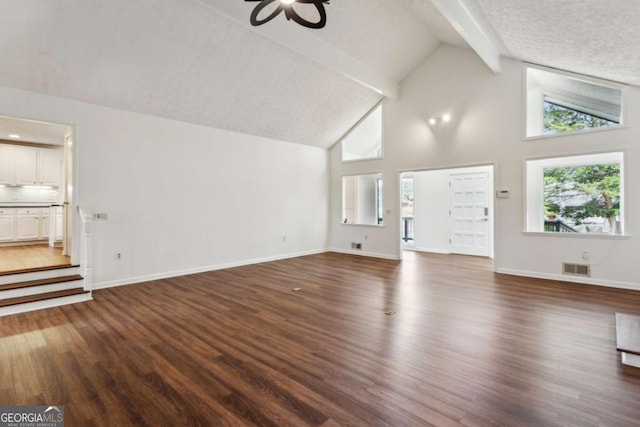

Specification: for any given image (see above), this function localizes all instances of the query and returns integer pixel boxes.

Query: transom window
[341,103,383,161]
[526,66,623,138]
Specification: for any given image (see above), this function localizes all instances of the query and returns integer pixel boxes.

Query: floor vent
[563,263,591,277]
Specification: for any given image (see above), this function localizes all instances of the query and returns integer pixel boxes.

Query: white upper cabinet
[0,144,62,187]
[38,148,61,186]
[14,146,38,185]
[0,145,12,185]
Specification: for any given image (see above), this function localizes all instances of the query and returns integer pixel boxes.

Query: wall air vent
[563,263,591,277]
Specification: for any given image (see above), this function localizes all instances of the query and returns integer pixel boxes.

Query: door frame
[397,163,496,261]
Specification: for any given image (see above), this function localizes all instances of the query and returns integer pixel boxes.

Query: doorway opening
[0,116,75,274]
[400,165,494,258]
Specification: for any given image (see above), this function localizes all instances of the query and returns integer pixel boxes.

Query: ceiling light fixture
[246,0,330,29]
[429,114,452,125]
[8,134,20,139]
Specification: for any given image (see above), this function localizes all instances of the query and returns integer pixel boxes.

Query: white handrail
[78,206,93,291]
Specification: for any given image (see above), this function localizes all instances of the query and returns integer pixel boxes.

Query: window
[341,103,382,161]
[526,66,623,138]
[342,173,383,225]
[526,152,624,235]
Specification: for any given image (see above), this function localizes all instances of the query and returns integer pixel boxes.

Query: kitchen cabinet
[0,144,62,187]
[16,208,41,240]
[14,147,38,185]
[42,207,63,241]
[0,208,15,241]
[0,145,12,185]
[38,149,61,186]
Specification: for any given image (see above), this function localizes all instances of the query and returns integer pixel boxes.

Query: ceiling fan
[246,0,330,29]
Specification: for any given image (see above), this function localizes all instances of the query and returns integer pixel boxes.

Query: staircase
[0,265,92,317]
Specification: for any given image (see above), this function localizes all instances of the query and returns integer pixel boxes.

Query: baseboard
[91,249,329,290]
[328,248,401,260]
[495,268,640,292]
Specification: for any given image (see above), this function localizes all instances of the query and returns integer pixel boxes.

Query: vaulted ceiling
[0,0,637,148]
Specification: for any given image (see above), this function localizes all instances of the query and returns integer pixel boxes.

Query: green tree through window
[543,101,617,135]
[544,165,620,233]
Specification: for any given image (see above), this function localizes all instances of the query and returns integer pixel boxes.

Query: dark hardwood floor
[2,251,640,426]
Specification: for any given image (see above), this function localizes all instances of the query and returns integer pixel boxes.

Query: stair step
[0,275,83,292]
[0,263,76,277]
[0,265,82,286]
[0,288,89,308]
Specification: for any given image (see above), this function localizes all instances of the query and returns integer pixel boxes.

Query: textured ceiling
[0,0,459,149]
[476,0,640,85]
[2,1,633,150]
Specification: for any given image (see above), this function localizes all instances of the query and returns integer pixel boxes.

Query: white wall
[0,85,329,288]
[330,45,640,290]
[412,169,450,253]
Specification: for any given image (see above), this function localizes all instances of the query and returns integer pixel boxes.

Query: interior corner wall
[0,85,329,288]
[329,44,640,290]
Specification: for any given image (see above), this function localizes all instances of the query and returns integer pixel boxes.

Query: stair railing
[78,206,93,290]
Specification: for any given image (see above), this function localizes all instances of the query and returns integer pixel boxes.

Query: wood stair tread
[0,288,89,308]
[0,275,83,291]
[616,313,640,355]
[0,264,78,277]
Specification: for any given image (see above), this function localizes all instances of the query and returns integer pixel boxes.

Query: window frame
[340,101,384,163]
[523,151,628,238]
[523,64,626,141]
[341,172,385,227]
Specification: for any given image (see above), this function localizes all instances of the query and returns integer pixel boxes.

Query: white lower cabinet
[0,208,15,242]
[17,209,41,240]
[41,208,63,240]
[0,207,62,243]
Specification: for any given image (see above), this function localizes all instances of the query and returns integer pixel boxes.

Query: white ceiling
[0,0,636,150]
[475,0,640,86]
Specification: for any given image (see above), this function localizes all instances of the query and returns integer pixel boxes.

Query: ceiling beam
[430,0,502,74]
[198,0,399,98]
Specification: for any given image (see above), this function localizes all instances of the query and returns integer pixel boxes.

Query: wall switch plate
[94,213,108,220]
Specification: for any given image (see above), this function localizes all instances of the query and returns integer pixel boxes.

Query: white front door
[450,172,490,256]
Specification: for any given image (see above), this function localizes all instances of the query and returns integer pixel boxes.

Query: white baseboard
[92,249,329,290]
[328,248,400,260]
[495,268,640,292]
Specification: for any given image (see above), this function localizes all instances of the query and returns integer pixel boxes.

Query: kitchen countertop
[0,204,62,208]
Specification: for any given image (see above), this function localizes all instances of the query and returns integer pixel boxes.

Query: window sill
[341,223,385,228]
[524,124,627,142]
[522,231,630,240]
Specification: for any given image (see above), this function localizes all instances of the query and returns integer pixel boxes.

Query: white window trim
[340,100,384,163]
[522,63,627,141]
[522,151,628,237]
[341,171,385,227]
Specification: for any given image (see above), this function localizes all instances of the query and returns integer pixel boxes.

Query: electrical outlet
[115,252,122,261]
[94,213,108,220]
[282,236,287,242]
[581,250,589,260]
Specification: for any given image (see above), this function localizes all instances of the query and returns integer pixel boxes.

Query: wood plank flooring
[2,251,640,426]
[0,244,70,274]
